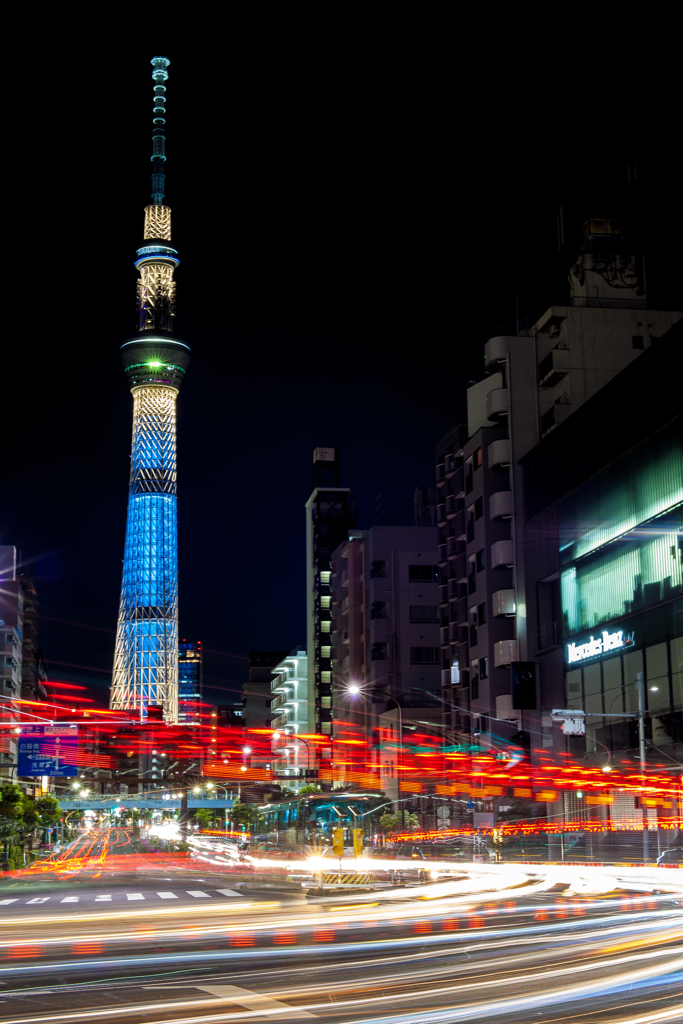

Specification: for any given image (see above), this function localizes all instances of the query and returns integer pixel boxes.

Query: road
[0,828,680,1023]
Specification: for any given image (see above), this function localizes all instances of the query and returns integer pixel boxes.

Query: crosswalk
[0,888,244,906]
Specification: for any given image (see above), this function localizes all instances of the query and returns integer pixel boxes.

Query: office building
[178,640,202,725]
[305,447,356,738]
[329,525,442,797]
[110,57,190,723]
[0,546,22,777]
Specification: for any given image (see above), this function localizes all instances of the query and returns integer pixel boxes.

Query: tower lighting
[110,56,190,724]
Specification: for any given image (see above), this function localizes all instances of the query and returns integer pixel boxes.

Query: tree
[298,784,322,796]
[230,802,253,828]
[195,808,214,830]
[379,811,419,833]
[35,796,61,827]
[0,785,24,820]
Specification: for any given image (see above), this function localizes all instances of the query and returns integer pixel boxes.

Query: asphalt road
[0,828,680,1023]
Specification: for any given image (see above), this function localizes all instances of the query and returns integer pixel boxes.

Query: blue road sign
[17,725,78,777]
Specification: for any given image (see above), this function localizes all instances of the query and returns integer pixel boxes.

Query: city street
[0,830,680,1023]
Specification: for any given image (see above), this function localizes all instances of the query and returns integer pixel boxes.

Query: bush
[297,785,322,796]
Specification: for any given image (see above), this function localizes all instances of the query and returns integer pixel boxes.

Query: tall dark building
[178,640,203,725]
[305,447,356,739]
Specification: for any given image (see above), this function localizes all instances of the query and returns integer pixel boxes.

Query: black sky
[3,30,680,704]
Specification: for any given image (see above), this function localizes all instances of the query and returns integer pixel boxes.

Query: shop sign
[566,627,635,665]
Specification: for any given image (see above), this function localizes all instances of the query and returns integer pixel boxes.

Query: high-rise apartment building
[178,640,202,725]
[0,546,22,777]
[269,648,309,786]
[17,575,48,705]
[437,219,681,752]
[305,448,356,738]
[110,57,190,724]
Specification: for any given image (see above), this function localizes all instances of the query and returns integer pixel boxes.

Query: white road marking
[26,897,50,904]
[0,899,18,905]
[126,893,144,900]
[196,985,317,1017]
[156,891,178,898]
[60,897,79,902]
[94,895,112,901]
[147,984,318,1018]
[215,888,245,897]
[185,890,210,897]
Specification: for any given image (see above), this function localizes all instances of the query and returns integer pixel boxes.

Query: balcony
[489,490,513,519]
[538,347,570,387]
[445,454,457,476]
[448,578,459,599]
[440,626,449,645]
[446,495,458,517]
[455,552,467,582]
[448,621,459,642]
[456,596,468,625]
[534,621,559,650]
[436,463,445,482]
[485,335,508,368]
[447,536,460,558]
[452,466,465,497]
[491,539,515,569]
[438,543,447,564]
[493,639,519,667]
[439,584,449,604]
[488,439,511,469]
[437,503,447,524]
[452,509,466,541]
[492,589,516,616]
[486,388,509,419]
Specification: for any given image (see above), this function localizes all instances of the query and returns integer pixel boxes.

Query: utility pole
[636,672,649,863]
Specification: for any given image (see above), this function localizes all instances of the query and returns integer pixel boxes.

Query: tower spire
[110,55,190,725]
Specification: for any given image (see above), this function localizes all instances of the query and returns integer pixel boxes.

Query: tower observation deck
[110,57,189,723]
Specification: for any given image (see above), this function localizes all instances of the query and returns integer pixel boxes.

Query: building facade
[437,220,681,755]
[329,525,441,796]
[0,546,22,777]
[269,648,309,787]
[110,57,190,723]
[305,447,356,740]
[178,640,203,725]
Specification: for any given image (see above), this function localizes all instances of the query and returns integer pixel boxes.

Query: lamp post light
[348,684,405,826]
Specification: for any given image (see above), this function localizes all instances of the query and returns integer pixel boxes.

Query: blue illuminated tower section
[110,57,190,723]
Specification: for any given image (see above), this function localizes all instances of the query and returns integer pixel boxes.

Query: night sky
[4,35,680,706]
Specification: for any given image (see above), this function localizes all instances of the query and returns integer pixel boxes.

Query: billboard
[17,725,78,777]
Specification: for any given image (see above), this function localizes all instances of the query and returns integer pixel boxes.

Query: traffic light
[511,662,536,710]
[332,827,344,857]
[353,828,365,857]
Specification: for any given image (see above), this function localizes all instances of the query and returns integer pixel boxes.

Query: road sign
[17,726,78,777]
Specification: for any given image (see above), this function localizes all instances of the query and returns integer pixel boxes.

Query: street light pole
[636,672,649,863]
[348,686,405,827]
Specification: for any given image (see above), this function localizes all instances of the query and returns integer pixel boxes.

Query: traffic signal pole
[636,672,649,863]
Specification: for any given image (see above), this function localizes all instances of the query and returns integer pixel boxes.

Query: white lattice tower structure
[110,56,190,724]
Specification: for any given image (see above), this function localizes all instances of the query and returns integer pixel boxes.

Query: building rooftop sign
[566,627,635,665]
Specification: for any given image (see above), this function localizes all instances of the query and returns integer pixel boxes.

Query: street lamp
[348,684,405,826]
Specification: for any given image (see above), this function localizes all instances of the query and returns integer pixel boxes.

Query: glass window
[603,655,623,715]
[566,669,582,709]
[584,663,602,714]
[671,637,683,709]
[645,643,670,712]
[408,565,438,581]
[624,649,643,713]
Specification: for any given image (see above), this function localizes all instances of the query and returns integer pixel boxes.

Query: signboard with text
[17,725,78,777]
[565,627,635,665]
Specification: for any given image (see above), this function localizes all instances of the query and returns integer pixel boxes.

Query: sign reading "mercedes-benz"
[565,627,635,665]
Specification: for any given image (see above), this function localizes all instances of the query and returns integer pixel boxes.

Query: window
[471,671,479,699]
[466,509,475,542]
[476,549,485,572]
[477,602,486,625]
[410,647,439,664]
[370,560,387,578]
[632,335,644,349]
[474,496,483,519]
[480,657,488,678]
[469,608,478,647]
[409,565,439,581]
[465,468,473,493]
[409,605,439,623]
[474,447,482,469]
[468,556,476,594]
[371,601,387,619]
[372,642,388,661]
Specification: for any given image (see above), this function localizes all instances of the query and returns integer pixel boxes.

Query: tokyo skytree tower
[110,56,190,723]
